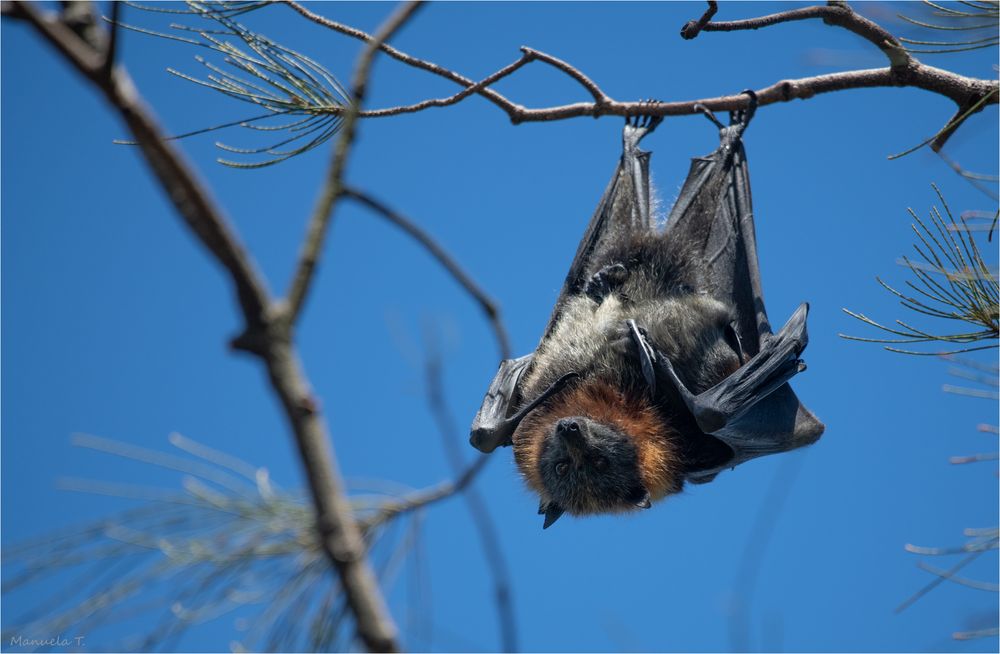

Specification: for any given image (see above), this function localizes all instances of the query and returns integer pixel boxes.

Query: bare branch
[370,455,491,522]
[679,0,718,40]
[423,332,518,652]
[102,0,120,78]
[285,1,423,326]
[10,1,271,332]
[342,186,512,361]
[282,0,522,117]
[675,1,999,151]
[358,50,535,119]
[523,46,611,106]
[281,0,995,143]
[930,92,996,152]
[679,2,913,68]
[342,67,994,125]
[10,2,411,650]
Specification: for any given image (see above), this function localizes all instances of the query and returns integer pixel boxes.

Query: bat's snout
[555,418,586,452]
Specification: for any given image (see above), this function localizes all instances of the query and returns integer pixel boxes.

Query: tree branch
[285,1,423,326]
[352,67,995,122]
[682,1,913,69]
[422,334,518,652]
[284,0,995,148]
[9,2,409,650]
[8,1,271,331]
[676,1,1000,151]
[342,186,512,361]
[282,0,522,117]
[101,0,120,78]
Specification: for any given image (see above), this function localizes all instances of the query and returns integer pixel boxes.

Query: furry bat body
[470,95,824,528]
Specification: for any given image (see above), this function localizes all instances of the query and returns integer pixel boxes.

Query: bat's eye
[555,461,570,476]
[593,456,609,472]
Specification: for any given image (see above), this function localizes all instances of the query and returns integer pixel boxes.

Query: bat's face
[512,379,680,528]
[536,416,651,516]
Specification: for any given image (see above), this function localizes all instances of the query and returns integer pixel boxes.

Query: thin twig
[675,1,997,151]
[423,332,518,652]
[342,186,512,361]
[371,455,491,522]
[522,46,611,107]
[680,1,718,40]
[285,1,423,325]
[679,2,913,68]
[282,0,521,117]
[729,454,807,652]
[896,550,985,612]
[101,0,120,78]
[357,50,536,120]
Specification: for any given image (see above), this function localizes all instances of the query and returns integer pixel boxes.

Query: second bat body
[470,96,824,529]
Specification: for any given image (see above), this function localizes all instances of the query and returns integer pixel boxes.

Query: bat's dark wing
[539,114,664,341]
[657,94,823,481]
[470,115,663,453]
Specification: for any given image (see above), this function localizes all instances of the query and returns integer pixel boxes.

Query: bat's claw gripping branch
[730,89,758,128]
[624,100,663,149]
[693,90,757,147]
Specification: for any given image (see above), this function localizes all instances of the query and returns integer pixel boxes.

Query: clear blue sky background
[3,2,998,652]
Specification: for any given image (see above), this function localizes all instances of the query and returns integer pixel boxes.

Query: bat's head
[513,381,680,529]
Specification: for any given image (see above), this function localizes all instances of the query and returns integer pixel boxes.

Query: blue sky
[3,2,998,652]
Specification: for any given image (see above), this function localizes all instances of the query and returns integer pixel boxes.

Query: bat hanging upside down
[469,92,824,529]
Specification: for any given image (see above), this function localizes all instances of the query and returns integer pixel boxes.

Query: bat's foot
[625,99,663,143]
[730,89,758,127]
[694,90,758,135]
[585,262,629,304]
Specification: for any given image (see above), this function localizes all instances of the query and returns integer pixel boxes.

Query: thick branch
[10,1,271,329]
[342,186,512,361]
[261,339,399,652]
[9,2,404,650]
[285,1,423,325]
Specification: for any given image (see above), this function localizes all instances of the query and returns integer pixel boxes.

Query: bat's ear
[540,502,565,529]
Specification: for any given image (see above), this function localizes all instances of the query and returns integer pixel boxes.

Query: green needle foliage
[1,434,424,652]
[120,1,350,168]
[842,185,999,355]
[897,1,999,54]
[895,358,999,640]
